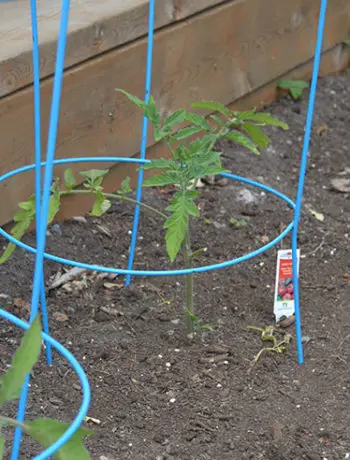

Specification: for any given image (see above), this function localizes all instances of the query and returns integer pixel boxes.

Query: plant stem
[183,225,194,335]
[60,190,167,220]
[0,415,29,434]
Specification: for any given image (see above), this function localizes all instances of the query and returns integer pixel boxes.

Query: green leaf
[277,80,309,90]
[290,87,304,100]
[189,150,221,168]
[229,217,248,227]
[143,172,179,188]
[145,96,160,126]
[116,90,160,126]
[237,112,288,130]
[191,100,231,118]
[277,80,308,100]
[184,112,210,130]
[90,193,111,217]
[0,434,4,460]
[0,216,33,264]
[171,126,202,141]
[164,109,186,131]
[64,168,77,189]
[242,123,271,149]
[26,418,92,460]
[141,158,177,171]
[164,191,200,262]
[225,131,260,155]
[116,89,146,111]
[48,186,61,224]
[0,316,42,405]
[79,169,109,183]
[119,176,132,194]
[190,165,230,179]
[343,37,350,46]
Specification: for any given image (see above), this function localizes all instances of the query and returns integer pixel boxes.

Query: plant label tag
[274,249,300,322]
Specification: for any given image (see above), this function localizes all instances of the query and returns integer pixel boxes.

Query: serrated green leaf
[26,418,92,460]
[64,168,77,189]
[184,112,210,130]
[191,165,230,179]
[242,123,271,149]
[0,434,4,460]
[48,187,61,224]
[143,172,179,188]
[145,96,161,126]
[141,158,176,171]
[277,80,309,90]
[171,126,202,141]
[191,100,231,118]
[164,192,199,262]
[154,126,167,142]
[164,109,186,130]
[0,316,42,405]
[290,87,304,100]
[0,215,33,264]
[189,150,221,168]
[116,89,146,111]
[237,111,288,130]
[90,193,111,217]
[79,169,109,183]
[18,201,34,212]
[225,131,260,155]
[119,176,132,194]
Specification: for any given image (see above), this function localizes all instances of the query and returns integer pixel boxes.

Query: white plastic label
[274,249,300,322]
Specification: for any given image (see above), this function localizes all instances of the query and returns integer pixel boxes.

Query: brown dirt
[0,74,349,460]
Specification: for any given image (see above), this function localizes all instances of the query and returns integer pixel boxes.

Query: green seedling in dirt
[229,217,248,228]
[184,308,215,338]
[247,325,291,364]
[1,93,288,335]
[0,316,92,459]
[277,79,309,100]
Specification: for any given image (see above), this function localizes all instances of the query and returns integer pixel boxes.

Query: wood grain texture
[0,0,349,225]
[0,0,227,98]
[49,44,350,224]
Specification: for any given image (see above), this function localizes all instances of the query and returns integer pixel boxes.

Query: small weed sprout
[248,325,291,364]
[1,93,288,335]
[0,316,91,459]
[277,80,309,100]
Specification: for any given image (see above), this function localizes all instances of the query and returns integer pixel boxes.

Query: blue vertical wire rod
[125,0,156,286]
[11,0,71,457]
[30,0,53,366]
[292,0,328,365]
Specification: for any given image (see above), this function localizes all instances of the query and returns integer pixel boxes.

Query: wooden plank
[54,43,349,223]
[0,0,227,98]
[0,0,349,225]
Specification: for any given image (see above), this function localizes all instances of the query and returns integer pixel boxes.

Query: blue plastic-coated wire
[11,1,71,457]
[125,0,156,287]
[0,308,91,460]
[30,0,53,366]
[0,157,295,277]
[292,0,328,365]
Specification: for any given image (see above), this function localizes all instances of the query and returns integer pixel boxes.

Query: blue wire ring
[0,157,295,277]
[0,308,91,460]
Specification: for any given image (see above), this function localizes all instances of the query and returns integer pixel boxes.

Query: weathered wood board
[0,0,227,97]
[0,0,349,225]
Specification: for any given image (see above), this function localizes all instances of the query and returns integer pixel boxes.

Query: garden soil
[0,74,349,460]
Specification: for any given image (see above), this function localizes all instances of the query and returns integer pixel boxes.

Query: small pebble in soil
[169,398,176,403]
